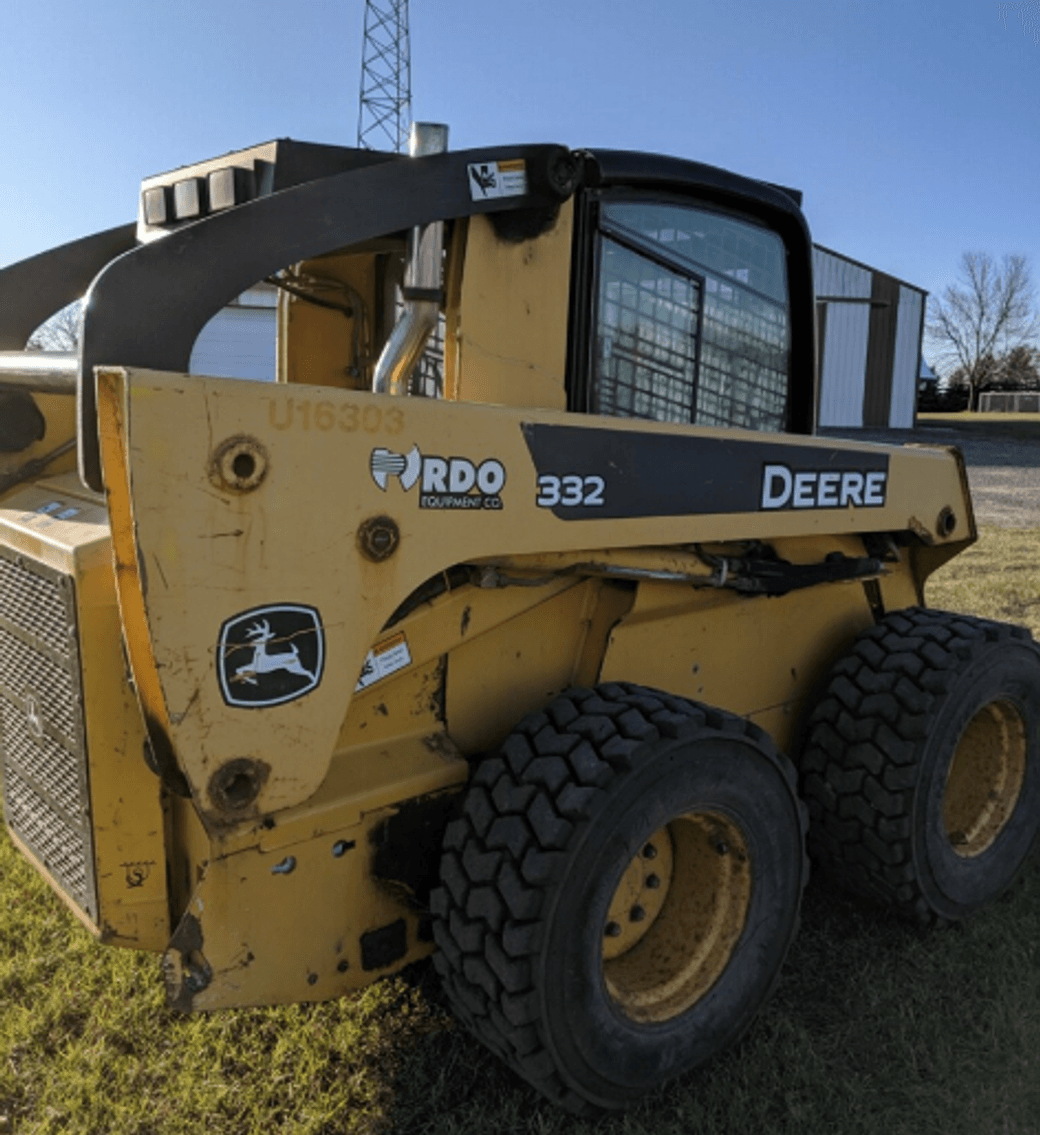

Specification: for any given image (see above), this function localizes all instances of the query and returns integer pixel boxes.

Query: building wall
[189,284,278,381]
[890,286,924,428]
[815,252,872,428]
[813,246,926,430]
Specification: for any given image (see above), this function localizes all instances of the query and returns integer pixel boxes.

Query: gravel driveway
[821,425,1040,528]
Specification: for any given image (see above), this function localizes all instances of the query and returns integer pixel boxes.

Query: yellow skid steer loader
[0,125,1037,1113]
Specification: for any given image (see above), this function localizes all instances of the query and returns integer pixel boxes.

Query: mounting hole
[210,435,269,493]
[208,757,269,813]
[232,452,256,480]
[937,507,957,538]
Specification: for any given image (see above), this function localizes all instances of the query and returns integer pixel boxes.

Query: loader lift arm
[77,144,579,488]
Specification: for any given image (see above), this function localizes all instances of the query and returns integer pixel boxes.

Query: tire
[431,682,808,1113]
[798,607,1040,923]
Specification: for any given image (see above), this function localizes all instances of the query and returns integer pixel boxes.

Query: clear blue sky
[2,0,1038,349]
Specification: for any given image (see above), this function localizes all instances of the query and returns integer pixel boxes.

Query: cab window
[590,198,790,431]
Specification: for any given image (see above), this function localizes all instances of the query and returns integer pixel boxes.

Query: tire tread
[433,682,806,1113]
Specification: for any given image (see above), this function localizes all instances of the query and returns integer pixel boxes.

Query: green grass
[2,529,1039,1135]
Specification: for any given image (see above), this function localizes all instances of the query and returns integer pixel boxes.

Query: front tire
[431,683,807,1113]
[799,608,1040,923]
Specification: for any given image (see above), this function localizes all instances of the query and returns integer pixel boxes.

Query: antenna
[357,0,412,152]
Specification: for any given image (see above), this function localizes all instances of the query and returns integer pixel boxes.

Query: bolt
[630,905,646,922]
[715,841,729,856]
[337,959,350,973]
[307,973,318,986]
[646,874,661,889]
[642,843,658,860]
[357,515,400,563]
[604,920,622,938]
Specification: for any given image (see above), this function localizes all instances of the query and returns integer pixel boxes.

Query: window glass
[593,200,790,431]
[593,238,700,423]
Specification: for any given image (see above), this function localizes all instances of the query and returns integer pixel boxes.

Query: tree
[26,299,81,352]
[1000,344,1040,391]
[948,345,1040,396]
[926,252,1040,409]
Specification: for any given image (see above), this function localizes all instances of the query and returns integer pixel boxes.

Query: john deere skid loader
[1,126,1037,1113]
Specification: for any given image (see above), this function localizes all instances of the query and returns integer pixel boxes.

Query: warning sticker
[467,159,528,201]
[355,633,412,692]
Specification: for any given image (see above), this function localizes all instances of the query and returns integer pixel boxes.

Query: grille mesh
[4,768,88,898]
[0,549,95,919]
[0,557,69,653]
[0,625,78,741]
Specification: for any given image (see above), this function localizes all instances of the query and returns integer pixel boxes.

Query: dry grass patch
[925,526,1040,638]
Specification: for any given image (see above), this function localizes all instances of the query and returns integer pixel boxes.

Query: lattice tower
[357,0,412,152]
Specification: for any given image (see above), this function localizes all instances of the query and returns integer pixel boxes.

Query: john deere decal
[218,604,324,708]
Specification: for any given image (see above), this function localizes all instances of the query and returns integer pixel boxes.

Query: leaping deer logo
[233,619,316,686]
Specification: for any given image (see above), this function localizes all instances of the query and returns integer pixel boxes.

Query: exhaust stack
[372,122,448,397]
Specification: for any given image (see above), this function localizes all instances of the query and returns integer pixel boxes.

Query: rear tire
[798,608,1040,923]
[431,683,808,1113]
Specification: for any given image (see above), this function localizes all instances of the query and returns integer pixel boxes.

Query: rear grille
[0,548,96,920]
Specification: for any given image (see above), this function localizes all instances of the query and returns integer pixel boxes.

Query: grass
[2,527,1039,1135]
[925,525,1040,639]
[917,411,1040,440]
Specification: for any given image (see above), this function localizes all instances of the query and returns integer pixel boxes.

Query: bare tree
[926,253,1040,409]
[26,300,81,352]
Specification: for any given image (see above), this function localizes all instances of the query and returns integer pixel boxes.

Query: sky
[1,0,1038,357]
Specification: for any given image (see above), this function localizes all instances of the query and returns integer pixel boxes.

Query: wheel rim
[943,699,1027,858]
[602,811,751,1024]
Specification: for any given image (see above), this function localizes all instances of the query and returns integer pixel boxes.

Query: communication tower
[357,0,412,152]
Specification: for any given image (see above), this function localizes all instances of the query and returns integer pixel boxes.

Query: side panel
[450,202,573,410]
[96,367,973,827]
[445,577,604,754]
[600,552,877,754]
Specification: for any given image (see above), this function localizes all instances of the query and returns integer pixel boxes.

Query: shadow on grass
[382,854,1040,1135]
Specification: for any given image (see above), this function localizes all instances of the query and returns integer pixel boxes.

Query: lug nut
[604,921,622,938]
[630,905,646,923]
[642,843,658,860]
[646,873,660,889]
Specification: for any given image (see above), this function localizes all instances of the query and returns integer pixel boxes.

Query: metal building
[813,245,927,430]
[189,283,278,382]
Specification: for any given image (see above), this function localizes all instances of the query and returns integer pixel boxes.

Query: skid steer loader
[1,124,1037,1113]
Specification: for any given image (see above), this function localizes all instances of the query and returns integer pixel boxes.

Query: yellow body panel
[601,576,875,754]
[95,367,973,831]
[449,205,573,409]
[279,248,399,392]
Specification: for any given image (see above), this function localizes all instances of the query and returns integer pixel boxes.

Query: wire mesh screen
[412,312,445,398]
[594,202,790,431]
[592,239,701,422]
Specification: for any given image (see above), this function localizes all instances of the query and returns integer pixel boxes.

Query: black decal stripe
[521,423,889,520]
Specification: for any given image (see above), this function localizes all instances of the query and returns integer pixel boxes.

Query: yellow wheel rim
[602,811,751,1024]
[943,699,1027,858]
